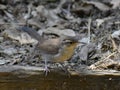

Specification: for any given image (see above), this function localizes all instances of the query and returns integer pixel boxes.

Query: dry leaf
[36,5,61,26]
[111,30,120,40]
[111,0,120,9]
[79,43,96,61]
[85,1,110,11]
[0,4,6,10]
[96,17,113,27]
[39,27,76,37]
[71,4,93,16]
[2,29,37,44]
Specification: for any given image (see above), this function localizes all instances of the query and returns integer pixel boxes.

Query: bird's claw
[44,66,50,76]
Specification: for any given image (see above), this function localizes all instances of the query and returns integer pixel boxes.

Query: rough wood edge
[0,65,120,76]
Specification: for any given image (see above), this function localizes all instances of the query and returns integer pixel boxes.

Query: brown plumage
[17,26,80,74]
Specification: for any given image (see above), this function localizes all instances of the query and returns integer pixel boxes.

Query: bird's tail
[16,26,43,42]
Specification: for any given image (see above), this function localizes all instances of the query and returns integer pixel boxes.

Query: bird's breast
[53,42,78,62]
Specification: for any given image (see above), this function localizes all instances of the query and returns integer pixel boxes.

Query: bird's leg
[44,59,50,76]
[59,63,70,76]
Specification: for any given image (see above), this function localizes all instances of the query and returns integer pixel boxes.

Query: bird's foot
[44,66,50,76]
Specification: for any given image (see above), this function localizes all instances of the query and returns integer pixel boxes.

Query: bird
[17,26,80,75]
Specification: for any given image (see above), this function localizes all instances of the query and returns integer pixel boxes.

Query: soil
[0,0,120,76]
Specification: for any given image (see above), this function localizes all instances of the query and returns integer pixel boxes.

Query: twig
[89,51,117,69]
[110,35,118,51]
[88,18,92,43]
